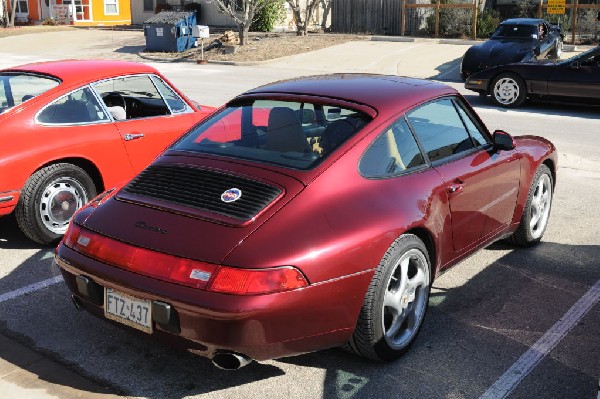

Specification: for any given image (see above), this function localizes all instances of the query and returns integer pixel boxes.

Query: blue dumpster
[144,11,197,52]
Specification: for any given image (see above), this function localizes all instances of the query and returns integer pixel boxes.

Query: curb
[135,35,586,66]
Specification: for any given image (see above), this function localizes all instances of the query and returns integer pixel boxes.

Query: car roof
[500,18,544,26]
[2,60,159,85]
[239,74,457,116]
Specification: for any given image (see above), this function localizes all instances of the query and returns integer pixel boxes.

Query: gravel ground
[0,26,366,63]
[143,32,368,63]
[0,25,75,38]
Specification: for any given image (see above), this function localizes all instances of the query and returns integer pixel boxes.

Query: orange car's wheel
[15,163,96,245]
[346,234,431,361]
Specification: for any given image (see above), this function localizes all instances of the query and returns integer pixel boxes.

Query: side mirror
[488,32,493,38]
[493,130,515,151]
[534,47,541,56]
[570,61,581,69]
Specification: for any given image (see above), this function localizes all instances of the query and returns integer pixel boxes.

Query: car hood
[468,39,535,67]
[78,154,305,265]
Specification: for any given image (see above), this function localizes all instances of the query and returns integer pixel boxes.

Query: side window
[1,74,59,111]
[37,87,108,124]
[407,98,474,163]
[454,100,490,147]
[151,76,188,113]
[93,75,170,120]
[360,118,425,177]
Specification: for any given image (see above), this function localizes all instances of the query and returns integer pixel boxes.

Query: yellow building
[8,0,131,26]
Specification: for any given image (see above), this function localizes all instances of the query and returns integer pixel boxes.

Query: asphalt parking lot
[0,30,599,399]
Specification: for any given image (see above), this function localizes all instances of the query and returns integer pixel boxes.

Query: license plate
[104,288,152,334]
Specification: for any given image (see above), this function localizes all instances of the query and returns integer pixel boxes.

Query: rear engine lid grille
[122,164,282,221]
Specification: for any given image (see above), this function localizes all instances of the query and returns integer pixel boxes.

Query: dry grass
[144,32,367,63]
[0,25,76,39]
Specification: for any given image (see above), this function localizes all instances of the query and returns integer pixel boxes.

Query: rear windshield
[492,24,537,39]
[173,99,371,170]
[0,73,60,114]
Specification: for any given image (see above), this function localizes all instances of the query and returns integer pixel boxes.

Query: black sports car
[464,46,600,108]
[461,18,564,80]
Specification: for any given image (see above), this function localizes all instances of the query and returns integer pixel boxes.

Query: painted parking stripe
[480,279,600,399]
[0,276,63,303]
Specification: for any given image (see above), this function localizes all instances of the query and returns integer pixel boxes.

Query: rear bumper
[55,244,373,361]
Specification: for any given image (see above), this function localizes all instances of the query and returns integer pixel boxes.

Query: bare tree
[9,0,16,27]
[209,0,274,45]
[287,0,320,36]
[320,0,331,31]
[1,0,17,27]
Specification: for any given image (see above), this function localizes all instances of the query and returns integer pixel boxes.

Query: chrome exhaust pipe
[71,295,82,310]
[211,352,253,370]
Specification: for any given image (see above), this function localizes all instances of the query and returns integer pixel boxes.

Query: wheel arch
[542,157,557,190]
[402,227,437,282]
[38,157,105,194]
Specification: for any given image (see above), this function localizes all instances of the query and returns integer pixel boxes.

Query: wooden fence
[331,0,600,42]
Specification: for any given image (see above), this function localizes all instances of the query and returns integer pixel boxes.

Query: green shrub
[251,0,286,32]
[477,9,500,38]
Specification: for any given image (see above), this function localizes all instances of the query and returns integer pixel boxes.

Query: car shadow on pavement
[114,45,146,55]
[463,93,600,119]
[278,240,600,399]
[0,214,45,250]
[0,239,284,398]
[1,228,598,398]
[428,56,463,83]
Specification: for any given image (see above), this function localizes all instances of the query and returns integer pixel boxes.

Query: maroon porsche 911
[55,74,556,369]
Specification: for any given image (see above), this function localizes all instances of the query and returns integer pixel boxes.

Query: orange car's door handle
[124,133,145,141]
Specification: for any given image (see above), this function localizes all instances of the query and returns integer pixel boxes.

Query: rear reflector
[62,224,308,294]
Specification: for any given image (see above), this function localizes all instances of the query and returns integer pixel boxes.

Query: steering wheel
[102,92,127,115]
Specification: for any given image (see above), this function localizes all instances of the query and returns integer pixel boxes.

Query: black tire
[491,73,527,108]
[15,163,96,245]
[346,234,431,361]
[511,164,553,247]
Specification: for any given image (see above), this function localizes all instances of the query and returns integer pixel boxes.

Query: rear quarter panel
[512,135,557,224]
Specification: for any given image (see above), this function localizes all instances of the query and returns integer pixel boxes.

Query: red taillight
[209,266,308,295]
[65,226,308,294]
[68,227,216,289]
[63,222,82,249]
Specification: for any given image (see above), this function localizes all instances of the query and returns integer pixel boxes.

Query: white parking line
[0,276,63,303]
[480,279,600,399]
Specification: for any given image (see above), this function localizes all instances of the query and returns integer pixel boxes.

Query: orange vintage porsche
[0,60,214,244]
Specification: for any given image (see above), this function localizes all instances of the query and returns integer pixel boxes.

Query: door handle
[124,133,144,141]
[447,185,463,194]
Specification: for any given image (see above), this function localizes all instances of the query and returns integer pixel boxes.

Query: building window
[143,0,154,12]
[16,0,29,14]
[104,0,118,15]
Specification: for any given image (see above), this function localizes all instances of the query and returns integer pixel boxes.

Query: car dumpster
[144,11,197,52]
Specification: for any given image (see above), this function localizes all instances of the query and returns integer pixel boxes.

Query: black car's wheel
[549,38,563,59]
[491,73,527,108]
[346,234,431,361]
[511,164,553,247]
[15,163,96,245]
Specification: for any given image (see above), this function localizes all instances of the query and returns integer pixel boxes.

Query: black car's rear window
[0,73,60,114]
[173,99,371,170]
[492,24,537,39]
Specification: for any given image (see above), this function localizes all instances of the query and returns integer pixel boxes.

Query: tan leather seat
[266,107,310,153]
